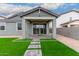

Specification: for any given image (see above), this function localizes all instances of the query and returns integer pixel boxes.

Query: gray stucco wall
[57,27,79,39]
[0,16,22,36]
[0,22,22,36]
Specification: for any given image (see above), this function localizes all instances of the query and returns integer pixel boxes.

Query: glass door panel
[33,24,46,34]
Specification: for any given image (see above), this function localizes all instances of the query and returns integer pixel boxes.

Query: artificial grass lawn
[40,39,79,56]
[0,38,31,56]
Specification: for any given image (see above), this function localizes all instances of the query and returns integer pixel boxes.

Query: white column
[46,23,49,35]
[25,20,29,38]
[29,23,32,35]
[22,18,29,38]
[22,18,26,38]
[52,19,56,38]
[32,23,33,35]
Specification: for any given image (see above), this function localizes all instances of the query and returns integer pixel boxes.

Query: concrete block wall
[57,27,79,40]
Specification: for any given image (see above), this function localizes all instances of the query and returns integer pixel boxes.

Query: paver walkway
[57,34,79,52]
[24,36,42,56]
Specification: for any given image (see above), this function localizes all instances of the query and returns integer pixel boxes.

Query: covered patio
[20,7,58,38]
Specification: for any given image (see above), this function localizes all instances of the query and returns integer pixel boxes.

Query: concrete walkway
[57,34,79,52]
[24,36,42,56]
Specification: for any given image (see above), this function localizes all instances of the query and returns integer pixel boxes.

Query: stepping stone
[28,48,41,50]
[24,50,42,56]
[31,42,40,45]
[28,45,41,48]
[30,43,40,45]
[24,37,42,56]
[32,40,40,42]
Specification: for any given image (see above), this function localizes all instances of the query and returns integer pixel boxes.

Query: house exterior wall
[0,16,23,36]
[0,22,22,36]
[61,21,79,27]
[69,21,79,24]
[56,11,79,28]
[67,21,79,27]
[68,21,79,27]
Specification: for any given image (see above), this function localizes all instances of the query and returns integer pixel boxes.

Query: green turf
[0,38,31,56]
[40,39,79,56]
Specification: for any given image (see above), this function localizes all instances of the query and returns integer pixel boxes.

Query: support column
[46,23,49,35]
[22,19,29,38]
[29,23,32,36]
[25,20,29,38]
[52,19,56,38]
[22,18,26,38]
[31,24,33,35]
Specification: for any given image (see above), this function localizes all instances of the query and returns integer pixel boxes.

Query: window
[0,26,5,30]
[0,22,6,30]
[17,22,22,30]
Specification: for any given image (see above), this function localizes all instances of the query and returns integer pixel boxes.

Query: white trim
[0,22,6,31]
[23,17,56,20]
[16,22,22,31]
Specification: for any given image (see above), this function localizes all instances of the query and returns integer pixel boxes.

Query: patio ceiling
[27,19,51,23]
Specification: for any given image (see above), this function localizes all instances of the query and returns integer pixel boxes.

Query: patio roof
[7,6,58,19]
[20,6,58,17]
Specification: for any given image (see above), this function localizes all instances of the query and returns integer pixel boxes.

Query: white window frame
[16,22,22,31]
[0,22,6,31]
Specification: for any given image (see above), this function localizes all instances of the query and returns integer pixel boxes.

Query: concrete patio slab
[57,34,79,52]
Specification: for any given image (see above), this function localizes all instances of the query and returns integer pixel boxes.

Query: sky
[0,3,79,17]
[1,3,79,28]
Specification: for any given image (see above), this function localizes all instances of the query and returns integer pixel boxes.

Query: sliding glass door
[33,24,46,34]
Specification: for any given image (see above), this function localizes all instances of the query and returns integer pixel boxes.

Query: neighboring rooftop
[0,16,6,19]
[61,20,79,25]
